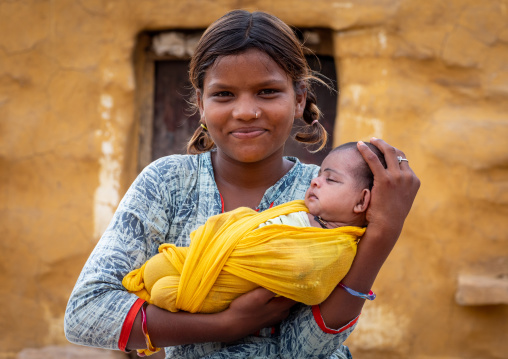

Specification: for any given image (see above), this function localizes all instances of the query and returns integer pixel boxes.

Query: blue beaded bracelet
[339,282,376,301]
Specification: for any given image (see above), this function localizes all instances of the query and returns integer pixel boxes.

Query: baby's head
[305,142,386,227]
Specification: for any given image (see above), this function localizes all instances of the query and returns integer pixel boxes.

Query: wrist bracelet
[140,304,158,354]
[339,282,376,301]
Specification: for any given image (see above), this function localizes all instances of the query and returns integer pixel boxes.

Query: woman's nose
[232,95,257,121]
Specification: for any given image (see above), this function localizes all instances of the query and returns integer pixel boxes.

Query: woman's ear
[196,89,204,116]
[353,189,371,214]
[294,82,307,119]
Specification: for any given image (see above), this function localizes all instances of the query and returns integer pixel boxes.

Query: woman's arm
[65,158,295,351]
[319,138,420,328]
[126,288,294,349]
[64,162,173,349]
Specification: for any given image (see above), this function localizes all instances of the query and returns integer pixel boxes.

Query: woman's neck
[211,151,294,211]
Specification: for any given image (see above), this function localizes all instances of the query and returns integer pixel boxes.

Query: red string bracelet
[339,282,376,301]
[139,304,158,356]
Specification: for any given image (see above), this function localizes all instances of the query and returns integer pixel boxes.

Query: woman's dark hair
[330,142,387,190]
[186,9,328,154]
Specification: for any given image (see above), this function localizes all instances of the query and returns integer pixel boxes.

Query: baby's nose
[310,177,321,187]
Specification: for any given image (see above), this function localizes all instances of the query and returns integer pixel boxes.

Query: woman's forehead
[205,49,291,84]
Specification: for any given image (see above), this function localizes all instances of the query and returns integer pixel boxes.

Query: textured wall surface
[0,1,507,358]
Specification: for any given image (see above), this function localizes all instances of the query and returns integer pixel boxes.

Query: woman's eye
[213,91,232,97]
[259,89,278,95]
[326,178,337,183]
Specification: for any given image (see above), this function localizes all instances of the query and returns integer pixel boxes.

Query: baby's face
[305,150,365,224]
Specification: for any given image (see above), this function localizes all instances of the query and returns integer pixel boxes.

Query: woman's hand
[319,138,420,329]
[128,288,295,349]
[358,138,420,241]
[221,287,295,342]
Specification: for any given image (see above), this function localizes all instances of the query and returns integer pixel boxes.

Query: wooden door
[152,60,200,160]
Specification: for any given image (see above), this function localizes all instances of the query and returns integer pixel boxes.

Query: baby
[123,142,386,315]
[271,141,383,231]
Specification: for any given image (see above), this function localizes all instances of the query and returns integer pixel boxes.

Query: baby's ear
[353,189,371,213]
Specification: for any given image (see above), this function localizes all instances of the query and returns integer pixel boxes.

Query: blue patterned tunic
[64,152,357,358]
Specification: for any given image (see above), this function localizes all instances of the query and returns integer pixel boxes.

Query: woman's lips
[231,128,266,139]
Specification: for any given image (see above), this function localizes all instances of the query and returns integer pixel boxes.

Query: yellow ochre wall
[1,1,507,358]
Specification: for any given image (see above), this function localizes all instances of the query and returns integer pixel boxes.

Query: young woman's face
[197,48,305,164]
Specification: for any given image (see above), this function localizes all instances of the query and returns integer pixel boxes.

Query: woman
[64,9,420,359]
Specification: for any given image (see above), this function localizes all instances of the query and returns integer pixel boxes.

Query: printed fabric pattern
[64,151,356,358]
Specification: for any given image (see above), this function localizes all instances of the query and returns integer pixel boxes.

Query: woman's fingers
[367,137,407,171]
[358,138,420,237]
[357,140,387,175]
[238,287,295,314]
[244,286,276,303]
[364,137,418,186]
[226,287,295,337]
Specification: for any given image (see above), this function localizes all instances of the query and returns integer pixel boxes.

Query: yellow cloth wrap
[136,348,160,357]
[122,200,365,314]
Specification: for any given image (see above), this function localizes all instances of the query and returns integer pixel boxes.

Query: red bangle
[140,304,158,353]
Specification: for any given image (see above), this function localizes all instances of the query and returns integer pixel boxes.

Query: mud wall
[0,1,507,358]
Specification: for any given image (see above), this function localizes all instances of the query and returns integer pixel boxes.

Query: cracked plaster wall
[0,1,507,358]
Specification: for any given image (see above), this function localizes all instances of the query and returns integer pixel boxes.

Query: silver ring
[397,155,409,164]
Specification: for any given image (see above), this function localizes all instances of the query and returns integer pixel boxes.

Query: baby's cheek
[303,196,312,209]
